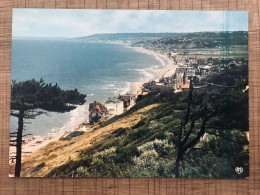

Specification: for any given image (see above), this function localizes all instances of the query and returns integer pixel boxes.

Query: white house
[104,98,124,117]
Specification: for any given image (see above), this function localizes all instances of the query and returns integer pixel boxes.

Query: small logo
[235,167,243,174]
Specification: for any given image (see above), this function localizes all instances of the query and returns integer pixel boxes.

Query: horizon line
[13,30,248,39]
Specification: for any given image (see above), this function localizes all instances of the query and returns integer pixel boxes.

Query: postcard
[9,9,248,178]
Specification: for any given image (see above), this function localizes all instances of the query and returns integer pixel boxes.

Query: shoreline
[9,42,177,167]
[9,105,91,165]
[129,45,177,95]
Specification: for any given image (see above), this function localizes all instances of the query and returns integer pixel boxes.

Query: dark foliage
[11,78,86,112]
[11,78,86,177]
[60,131,85,141]
[46,63,248,178]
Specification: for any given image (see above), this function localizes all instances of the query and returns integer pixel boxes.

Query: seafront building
[118,93,136,111]
[104,98,124,117]
[89,101,108,125]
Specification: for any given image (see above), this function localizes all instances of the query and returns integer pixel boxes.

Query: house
[141,91,149,96]
[181,83,190,91]
[104,98,124,117]
[89,101,108,124]
[174,72,188,91]
[143,81,166,91]
[186,67,196,76]
[198,65,211,78]
[118,93,136,110]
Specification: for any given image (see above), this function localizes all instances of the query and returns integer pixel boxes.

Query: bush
[31,162,46,173]
[130,139,175,177]
[60,131,85,141]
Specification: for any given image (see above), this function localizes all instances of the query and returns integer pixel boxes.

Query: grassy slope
[48,102,179,177]
[20,104,159,177]
[19,86,249,178]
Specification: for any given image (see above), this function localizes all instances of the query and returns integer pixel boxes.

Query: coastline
[129,46,177,95]
[76,41,177,95]
[9,42,177,168]
[9,105,90,165]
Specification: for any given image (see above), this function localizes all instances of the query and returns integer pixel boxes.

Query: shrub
[60,131,85,141]
[130,139,175,177]
[31,162,46,173]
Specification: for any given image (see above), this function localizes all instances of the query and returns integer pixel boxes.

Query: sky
[12,9,248,38]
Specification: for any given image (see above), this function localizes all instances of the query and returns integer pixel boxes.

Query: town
[84,31,248,126]
[87,52,248,126]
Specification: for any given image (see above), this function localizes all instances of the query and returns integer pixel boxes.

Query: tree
[174,79,218,177]
[10,78,86,177]
[174,63,249,177]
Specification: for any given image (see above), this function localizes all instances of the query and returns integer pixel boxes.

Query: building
[141,91,149,96]
[118,93,136,110]
[181,83,190,91]
[143,81,166,91]
[89,101,108,125]
[104,98,124,117]
[174,72,187,91]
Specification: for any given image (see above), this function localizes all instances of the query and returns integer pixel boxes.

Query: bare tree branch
[183,111,218,153]
[181,106,207,145]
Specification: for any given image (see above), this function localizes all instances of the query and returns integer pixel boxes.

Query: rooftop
[181,83,190,89]
[105,98,123,104]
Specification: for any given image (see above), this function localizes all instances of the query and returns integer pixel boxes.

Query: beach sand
[130,46,177,94]
[9,135,61,164]
[131,81,144,95]
[94,41,177,95]
[9,105,91,165]
[9,45,177,167]
[9,130,72,164]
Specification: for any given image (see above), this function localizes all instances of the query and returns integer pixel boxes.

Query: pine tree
[10,78,86,177]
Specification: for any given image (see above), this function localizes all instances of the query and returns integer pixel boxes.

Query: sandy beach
[9,106,91,165]
[9,44,177,166]
[130,46,177,95]
[95,41,177,95]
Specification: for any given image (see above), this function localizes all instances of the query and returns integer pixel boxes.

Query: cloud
[12,9,248,37]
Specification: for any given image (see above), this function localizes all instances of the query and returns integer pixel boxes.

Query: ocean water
[10,39,165,136]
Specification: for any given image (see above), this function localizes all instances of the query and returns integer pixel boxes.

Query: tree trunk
[15,110,24,177]
[175,150,183,178]
[175,79,193,178]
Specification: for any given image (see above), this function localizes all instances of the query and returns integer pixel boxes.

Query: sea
[10,39,166,136]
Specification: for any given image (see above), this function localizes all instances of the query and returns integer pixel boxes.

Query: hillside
[133,31,248,49]
[69,33,184,42]
[19,104,159,177]
[19,69,249,177]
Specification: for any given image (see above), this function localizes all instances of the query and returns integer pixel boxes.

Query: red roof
[181,83,190,89]
[95,105,102,113]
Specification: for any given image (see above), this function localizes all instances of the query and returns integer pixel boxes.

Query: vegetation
[60,131,85,141]
[10,31,248,178]
[19,104,158,177]
[134,31,248,49]
[73,33,184,42]
[10,79,86,177]
[44,62,248,178]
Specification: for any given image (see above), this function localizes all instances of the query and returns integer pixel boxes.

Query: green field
[177,46,248,59]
